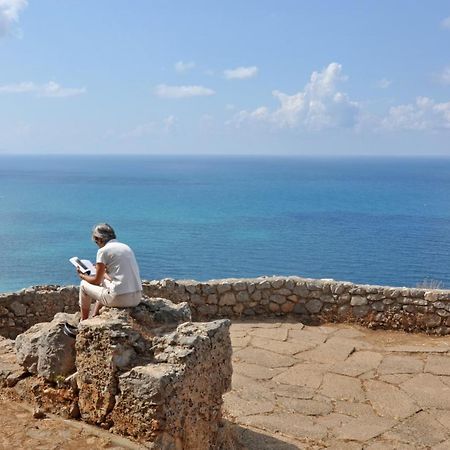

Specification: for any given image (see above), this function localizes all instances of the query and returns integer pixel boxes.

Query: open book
[69,257,96,276]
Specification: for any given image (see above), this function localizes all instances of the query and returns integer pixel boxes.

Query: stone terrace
[224,320,450,449]
[2,319,450,448]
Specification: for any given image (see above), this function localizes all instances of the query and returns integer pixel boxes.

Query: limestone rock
[131,297,192,326]
[351,296,368,306]
[0,337,27,387]
[75,297,190,426]
[219,292,236,306]
[306,299,323,314]
[75,312,141,425]
[74,297,232,448]
[14,312,78,381]
[111,319,232,448]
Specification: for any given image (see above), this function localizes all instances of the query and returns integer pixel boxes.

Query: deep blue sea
[1,155,450,293]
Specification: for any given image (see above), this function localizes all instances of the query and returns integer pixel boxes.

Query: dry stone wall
[0,286,79,338]
[2,276,450,336]
[142,276,450,335]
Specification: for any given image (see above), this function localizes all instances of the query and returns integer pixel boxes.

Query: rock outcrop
[14,312,79,381]
[9,297,233,449]
[111,320,232,448]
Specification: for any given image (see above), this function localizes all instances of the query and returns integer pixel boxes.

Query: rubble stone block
[111,320,232,449]
[15,312,78,381]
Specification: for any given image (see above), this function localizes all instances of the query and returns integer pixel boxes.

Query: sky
[0,0,450,156]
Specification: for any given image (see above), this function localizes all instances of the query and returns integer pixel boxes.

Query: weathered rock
[293,285,309,298]
[294,303,308,315]
[111,320,232,448]
[271,279,284,289]
[269,302,280,313]
[0,337,27,387]
[233,281,247,291]
[256,281,271,290]
[76,312,141,425]
[306,299,323,314]
[270,294,286,305]
[419,313,442,328]
[75,298,190,426]
[351,296,368,306]
[251,290,262,301]
[281,302,295,313]
[236,291,249,303]
[131,297,192,325]
[219,292,236,306]
[198,304,218,316]
[8,301,27,317]
[217,283,231,294]
[353,305,371,318]
[72,297,232,448]
[207,294,218,304]
[15,312,78,381]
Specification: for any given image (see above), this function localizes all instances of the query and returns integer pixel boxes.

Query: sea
[1,155,450,294]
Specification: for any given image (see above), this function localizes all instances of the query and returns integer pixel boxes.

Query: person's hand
[77,268,84,279]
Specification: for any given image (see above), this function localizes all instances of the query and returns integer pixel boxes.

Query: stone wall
[2,276,450,336]
[142,276,450,335]
[0,286,79,338]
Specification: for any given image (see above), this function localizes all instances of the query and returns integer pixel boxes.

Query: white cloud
[123,116,176,138]
[0,81,34,93]
[0,81,86,97]
[230,62,359,131]
[0,0,27,37]
[382,97,450,131]
[224,66,259,80]
[154,84,215,99]
[174,61,195,73]
[376,78,392,89]
[39,81,86,98]
[441,16,450,29]
[231,107,270,128]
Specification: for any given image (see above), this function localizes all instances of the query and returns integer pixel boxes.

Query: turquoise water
[1,155,450,293]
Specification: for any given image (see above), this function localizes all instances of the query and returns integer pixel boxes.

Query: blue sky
[0,0,449,155]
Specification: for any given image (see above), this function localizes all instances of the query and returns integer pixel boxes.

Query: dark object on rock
[32,407,46,419]
[62,323,78,338]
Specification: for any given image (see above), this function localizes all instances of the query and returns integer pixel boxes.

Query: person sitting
[76,223,142,321]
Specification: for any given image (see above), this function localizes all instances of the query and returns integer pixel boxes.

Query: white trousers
[79,280,142,311]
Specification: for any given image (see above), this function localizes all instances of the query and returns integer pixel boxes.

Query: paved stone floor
[224,320,450,449]
[2,320,450,449]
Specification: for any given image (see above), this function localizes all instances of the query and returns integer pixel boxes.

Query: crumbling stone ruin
[1,297,233,449]
[3,275,450,447]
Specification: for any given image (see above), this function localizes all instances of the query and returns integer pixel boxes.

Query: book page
[69,257,97,275]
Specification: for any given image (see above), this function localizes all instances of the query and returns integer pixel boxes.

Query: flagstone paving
[224,320,450,449]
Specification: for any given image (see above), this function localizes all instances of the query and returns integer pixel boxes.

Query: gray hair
[92,223,116,243]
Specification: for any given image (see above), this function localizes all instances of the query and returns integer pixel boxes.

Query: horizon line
[1,152,450,158]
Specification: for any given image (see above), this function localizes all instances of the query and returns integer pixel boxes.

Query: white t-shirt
[96,239,142,295]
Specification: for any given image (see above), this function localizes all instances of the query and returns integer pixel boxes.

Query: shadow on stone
[219,420,300,450]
